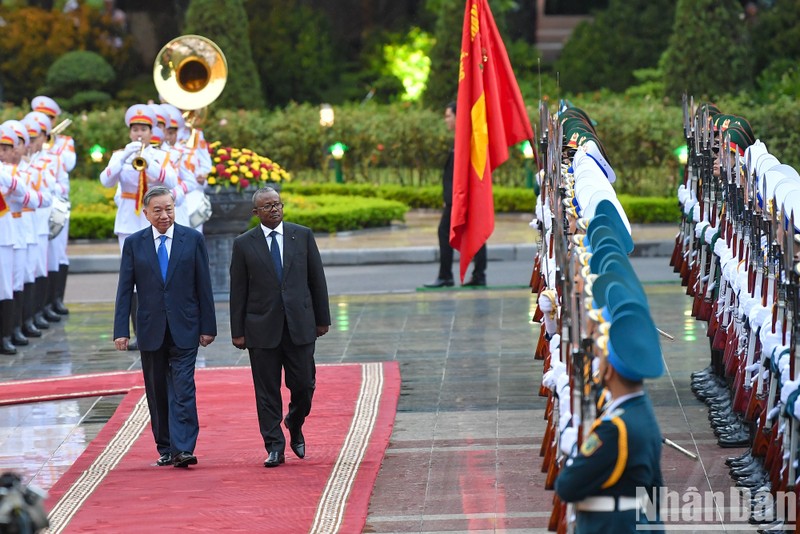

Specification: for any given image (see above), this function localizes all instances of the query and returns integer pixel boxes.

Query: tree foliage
[751,0,800,74]
[244,0,341,108]
[45,51,115,110]
[555,0,675,93]
[423,0,465,110]
[0,4,135,105]
[661,0,753,102]
[182,0,265,109]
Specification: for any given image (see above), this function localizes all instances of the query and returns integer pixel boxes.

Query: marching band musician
[0,121,50,348]
[100,105,178,351]
[31,96,74,317]
[149,125,192,227]
[99,104,178,251]
[0,125,42,355]
[21,114,60,331]
[164,103,211,232]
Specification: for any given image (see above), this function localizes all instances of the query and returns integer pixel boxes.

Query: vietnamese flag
[450,0,534,282]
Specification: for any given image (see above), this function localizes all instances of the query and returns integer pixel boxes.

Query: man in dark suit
[230,186,330,468]
[113,186,216,468]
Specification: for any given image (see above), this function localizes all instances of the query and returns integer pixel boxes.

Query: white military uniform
[99,105,178,251]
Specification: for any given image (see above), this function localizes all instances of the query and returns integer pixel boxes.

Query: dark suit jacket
[113,223,217,351]
[229,222,330,348]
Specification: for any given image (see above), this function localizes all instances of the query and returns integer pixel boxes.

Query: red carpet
[38,363,400,534]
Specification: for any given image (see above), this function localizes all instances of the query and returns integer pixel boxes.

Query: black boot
[0,299,16,355]
[52,264,69,315]
[42,272,61,322]
[22,283,42,338]
[33,277,51,330]
[128,292,139,351]
[11,291,28,346]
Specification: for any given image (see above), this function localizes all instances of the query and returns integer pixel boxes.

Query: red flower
[377,144,384,151]
[215,163,226,174]
[240,178,250,189]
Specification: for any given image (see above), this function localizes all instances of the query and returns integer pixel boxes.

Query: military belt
[575,495,644,512]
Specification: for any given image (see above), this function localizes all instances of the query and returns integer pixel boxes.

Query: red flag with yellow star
[450,0,533,282]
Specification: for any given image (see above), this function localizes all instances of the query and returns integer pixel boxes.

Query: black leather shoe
[725,450,754,467]
[33,313,50,330]
[43,305,61,323]
[52,299,69,315]
[462,277,486,287]
[0,337,16,355]
[264,451,285,467]
[718,429,751,448]
[156,453,172,466]
[22,320,41,338]
[172,452,197,468]
[11,328,28,346]
[286,421,305,459]
[424,278,454,288]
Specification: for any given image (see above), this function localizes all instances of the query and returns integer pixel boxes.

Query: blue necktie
[269,230,283,282]
[157,235,168,282]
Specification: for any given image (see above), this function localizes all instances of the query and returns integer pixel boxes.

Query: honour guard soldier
[0,122,49,348]
[31,96,74,317]
[0,125,40,354]
[100,105,178,350]
[555,309,664,533]
[22,113,59,330]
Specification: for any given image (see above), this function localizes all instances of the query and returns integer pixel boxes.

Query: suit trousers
[140,324,199,455]
[248,321,316,454]
[437,205,486,280]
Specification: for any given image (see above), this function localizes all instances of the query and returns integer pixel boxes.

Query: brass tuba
[153,35,227,147]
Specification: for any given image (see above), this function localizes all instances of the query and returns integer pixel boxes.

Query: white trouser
[12,247,26,291]
[34,234,48,278]
[117,233,131,253]
[48,219,69,270]
[0,245,13,300]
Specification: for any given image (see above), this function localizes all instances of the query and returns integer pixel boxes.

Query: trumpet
[43,118,72,150]
[132,138,147,171]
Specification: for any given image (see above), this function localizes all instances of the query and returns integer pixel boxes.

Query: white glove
[677,184,689,204]
[560,427,578,456]
[542,359,566,391]
[123,141,142,159]
[704,225,718,244]
[694,221,709,239]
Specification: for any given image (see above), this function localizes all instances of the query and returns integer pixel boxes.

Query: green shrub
[64,90,113,111]
[46,51,115,96]
[618,195,680,224]
[69,213,116,240]
[284,195,408,233]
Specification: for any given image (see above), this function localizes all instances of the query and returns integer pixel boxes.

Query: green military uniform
[555,207,665,533]
[555,393,663,533]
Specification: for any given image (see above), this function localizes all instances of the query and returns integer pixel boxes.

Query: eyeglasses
[255,202,283,212]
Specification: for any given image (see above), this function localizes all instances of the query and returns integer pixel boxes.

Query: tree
[423,0,467,109]
[244,0,341,107]
[661,0,753,102]
[44,51,116,110]
[555,0,675,93]
[182,0,265,109]
[750,0,800,77]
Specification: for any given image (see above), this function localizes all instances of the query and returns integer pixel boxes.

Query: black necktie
[269,230,282,282]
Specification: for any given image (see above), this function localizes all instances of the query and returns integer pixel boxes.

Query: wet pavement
[0,214,745,533]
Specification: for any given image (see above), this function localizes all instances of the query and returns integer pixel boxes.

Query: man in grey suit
[230,187,331,468]
[113,186,216,468]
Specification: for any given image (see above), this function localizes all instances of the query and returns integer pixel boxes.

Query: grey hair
[252,186,279,207]
[143,186,174,206]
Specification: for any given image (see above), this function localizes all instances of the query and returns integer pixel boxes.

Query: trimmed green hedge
[67,180,679,240]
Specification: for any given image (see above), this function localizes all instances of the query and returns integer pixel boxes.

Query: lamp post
[330,142,347,183]
[319,104,334,128]
[89,144,106,163]
[520,140,538,194]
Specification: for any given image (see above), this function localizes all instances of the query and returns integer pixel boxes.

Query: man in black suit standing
[230,187,330,468]
[113,186,216,468]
